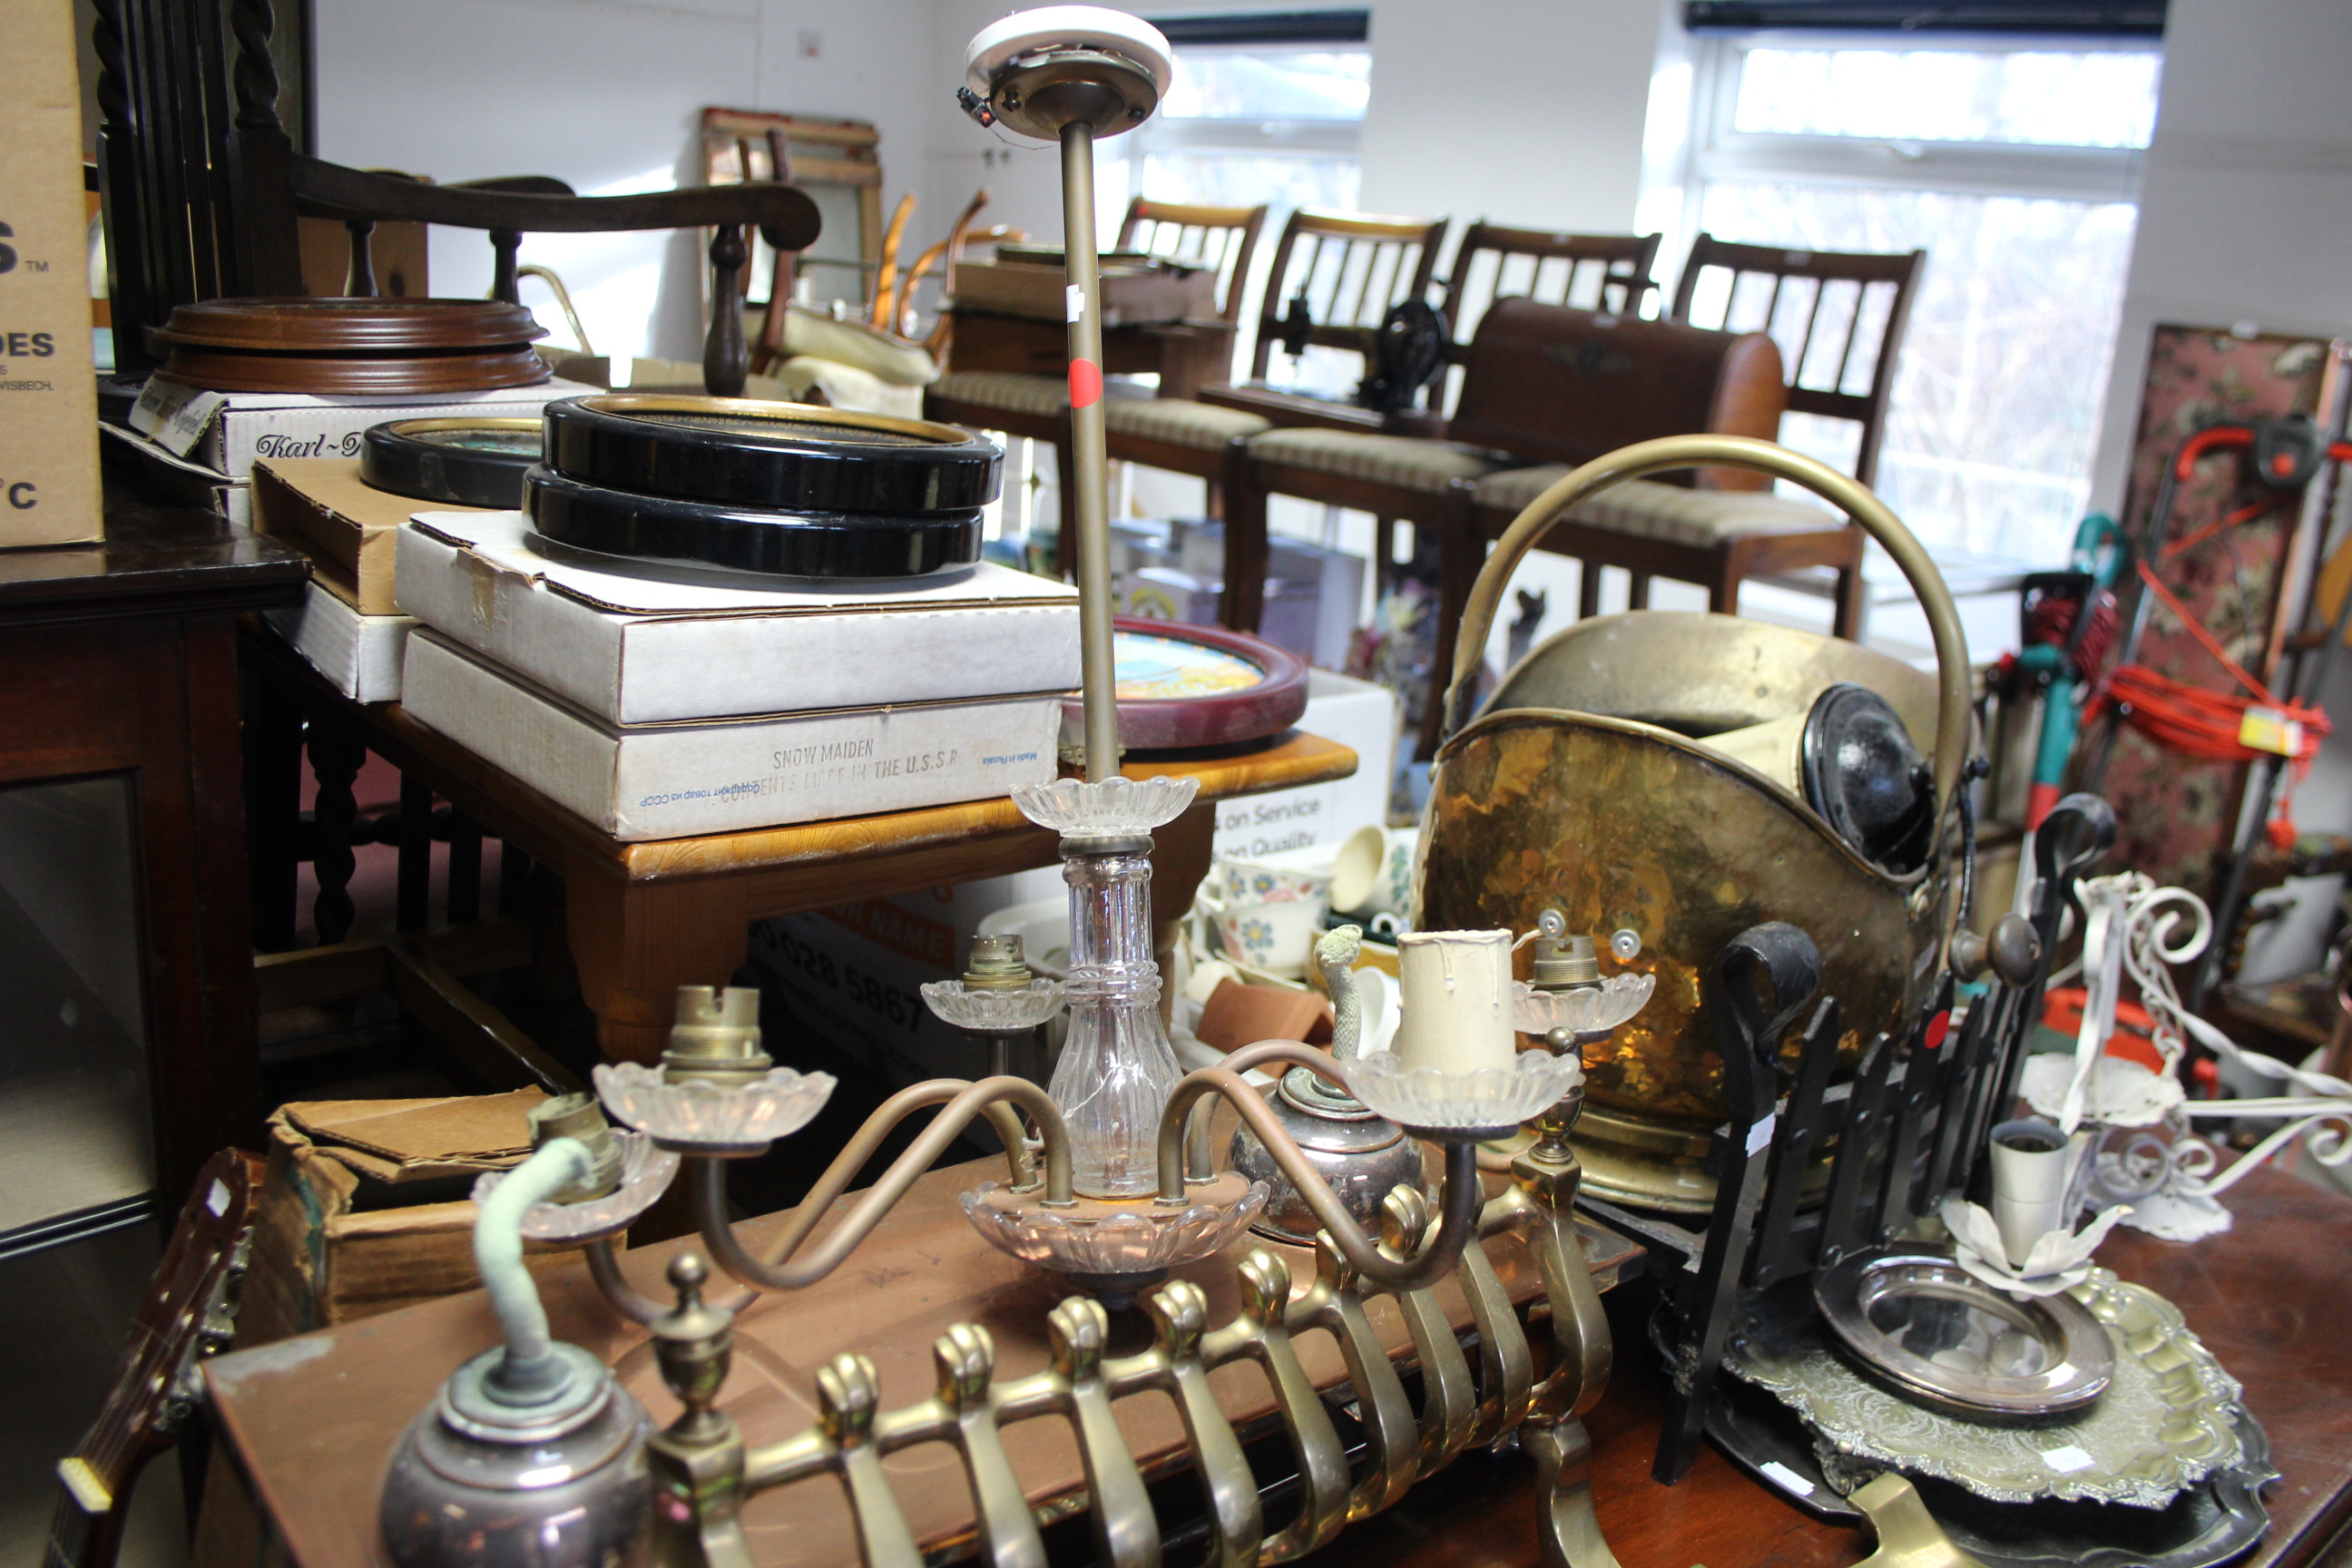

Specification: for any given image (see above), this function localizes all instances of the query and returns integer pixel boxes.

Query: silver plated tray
[1701,1333,2276,1568]
[1814,1247,2114,1421]
[1727,1266,2244,1507]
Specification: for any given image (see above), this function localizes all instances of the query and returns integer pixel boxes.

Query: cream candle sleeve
[1392,929,1518,1073]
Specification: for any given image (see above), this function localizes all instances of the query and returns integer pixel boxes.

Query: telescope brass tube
[698,1077,1073,1294]
[1061,120,1120,781]
[1445,435,1971,827]
[1157,1063,1483,1292]
[756,1079,1039,1268]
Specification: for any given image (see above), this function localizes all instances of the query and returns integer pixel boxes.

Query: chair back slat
[1669,234,1926,486]
[1116,197,1269,324]
[1246,207,1449,379]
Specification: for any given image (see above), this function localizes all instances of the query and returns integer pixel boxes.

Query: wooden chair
[1120,197,1269,331]
[1469,233,1927,634]
[1210,224,1664,615]
[1233,296,1784,754]
[1063,207,1446,603]
[924,196,1276,566]
[91,0,818,393]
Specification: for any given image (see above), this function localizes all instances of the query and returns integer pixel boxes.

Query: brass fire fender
[637,1112,1614,1568]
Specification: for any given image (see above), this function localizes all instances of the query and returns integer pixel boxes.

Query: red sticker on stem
[1069,358,1102,408]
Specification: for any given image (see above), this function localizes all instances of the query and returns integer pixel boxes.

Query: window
[1111,44,1369,217]
[1648,34,2161,562]
[1099,19,1372,396]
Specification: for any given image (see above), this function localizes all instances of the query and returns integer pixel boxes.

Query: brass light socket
[964,933,1034,991]
[528,1093,624,1200]
[663,985,773,1086]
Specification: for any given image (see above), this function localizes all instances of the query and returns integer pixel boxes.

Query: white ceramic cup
[1352,965,1401,1054]
[1331,824,1420,917]
[1214,897,1328,979]
[1988,1118,2077,1269]
[1214,857,1335,909]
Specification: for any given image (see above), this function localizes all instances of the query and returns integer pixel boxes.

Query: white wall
[2082,0,2352,982]
[313,0,934,360]
[313,0,1671,356]
[1354,0,1664,235]
[2087,0,2352,512]
[917,0,1664,258]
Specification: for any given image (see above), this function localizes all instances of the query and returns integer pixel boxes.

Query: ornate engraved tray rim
[1725,1268,2246,1508]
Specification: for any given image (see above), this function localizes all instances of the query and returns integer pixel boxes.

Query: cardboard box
[252,457,493,615]
[298,214,426,299]
[745,867,1063,1091]
[1209,669,1397,860]
[396,511,1083,724]
[265,575,414,703]
[119,374,596,493]
[1124,565,1322,668]
[236,1091,581,1345]
[950,258,1216,326]
[1111,517,1366,671]
[401,631,1062,840]
[0,0,102,546]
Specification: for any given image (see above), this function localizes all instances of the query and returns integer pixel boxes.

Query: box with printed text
[0,0,102,546]
[400,632,1061,840]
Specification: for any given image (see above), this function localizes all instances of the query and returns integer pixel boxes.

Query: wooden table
[201,1156,1642,1568]
[0,486,307,1220]
[247,619,1357,1065]
[198,1161,2352,1568]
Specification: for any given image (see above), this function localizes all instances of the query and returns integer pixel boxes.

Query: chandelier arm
[755,1078,1042,1268]
[701,1078,1073,1295]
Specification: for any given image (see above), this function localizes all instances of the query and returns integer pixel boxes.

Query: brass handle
[1443,434,1971,831]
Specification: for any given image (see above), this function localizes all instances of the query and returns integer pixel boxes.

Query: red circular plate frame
[1070,616,1310,751]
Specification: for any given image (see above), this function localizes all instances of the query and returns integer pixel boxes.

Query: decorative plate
[523,465,982,583]
[1070,619,1309,752]
[362,416,544,508]
[1813,1246,2115,1421]
[543,394,1001,515]
[1726,1268,2246,1509]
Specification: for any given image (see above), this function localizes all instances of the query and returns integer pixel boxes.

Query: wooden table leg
[564,872,755,1064]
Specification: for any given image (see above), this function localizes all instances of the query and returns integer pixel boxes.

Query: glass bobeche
[920,976,1066,1032]
[1513,974,1656,1040]
[1348,1050,1587,1136]
[593,1061,836,1157]
[1013,775,1200,837]
[470,1130,679,1242]
[961,1171,1268,1291]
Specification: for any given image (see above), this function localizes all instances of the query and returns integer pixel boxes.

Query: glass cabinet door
[0,775,153,1255]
